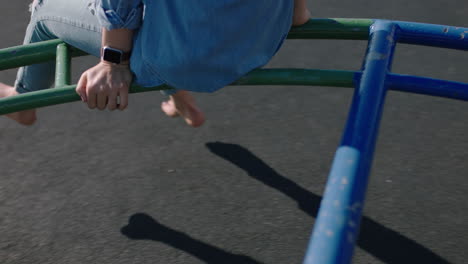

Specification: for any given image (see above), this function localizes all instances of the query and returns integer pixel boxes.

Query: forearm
[102,28,134,52]
[95,0,143,53]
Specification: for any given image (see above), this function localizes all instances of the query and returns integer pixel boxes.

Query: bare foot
[293,0,311,26]
[0,83,37,125]
[161,90,205,128]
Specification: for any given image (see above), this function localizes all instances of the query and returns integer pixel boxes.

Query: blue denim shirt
[96,0,293,92]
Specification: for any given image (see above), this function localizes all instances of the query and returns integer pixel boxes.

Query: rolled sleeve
[95,0,144,30]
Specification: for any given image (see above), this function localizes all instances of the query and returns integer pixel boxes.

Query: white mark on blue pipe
[348,202,362,213]
[367,51,388,61]
[460,31,468,39]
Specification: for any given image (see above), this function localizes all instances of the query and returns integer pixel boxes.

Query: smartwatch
[101,46,131,64]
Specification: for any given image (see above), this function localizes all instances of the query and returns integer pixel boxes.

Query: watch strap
[120,51,131,62]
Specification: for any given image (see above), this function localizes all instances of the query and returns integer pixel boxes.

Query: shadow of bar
[206,142,450,264]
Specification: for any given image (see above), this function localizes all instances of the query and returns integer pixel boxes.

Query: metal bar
[303,20,398,264]
[234,69,356,87]
[1,68,467,115]
[0,39,87,71]
[0,84,171,115]
[236,70,468,100]
[287,18,372,40]
[387,74,468,100]
[396,21,468,50]
[0,19,465,72]
[55,43,71,87]
[287,18,468,51]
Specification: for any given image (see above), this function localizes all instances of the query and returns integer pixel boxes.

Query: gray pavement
[1,1,467,263]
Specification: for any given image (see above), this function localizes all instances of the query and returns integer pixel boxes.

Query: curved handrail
[0,68,467,115]
[1,18,466,70]
[1,17,467,264]
[0,17,466,113]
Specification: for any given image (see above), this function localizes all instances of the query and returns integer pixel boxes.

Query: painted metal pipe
[55,43,71,87]
[288,18,468,51]
[387,74,468,100]
[0,39,87,71]
[302,20,398,264]
[397,21,468,50]
[1,68,467,115]
[0,84,173,115]
[0,19,466,73]
[287,18,372,40]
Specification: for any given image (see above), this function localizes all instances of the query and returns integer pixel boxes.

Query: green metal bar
[55,43,71,87]
[0,39,87,71]
[234,69,355,87]
[288,18,372,40]
[0,84,170,115]
[1,67,467,115]
[0,69,352,115]
[0,18,372,71]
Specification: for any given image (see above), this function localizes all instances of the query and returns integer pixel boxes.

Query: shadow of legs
[206,142,450,264]
[121,213,263,264]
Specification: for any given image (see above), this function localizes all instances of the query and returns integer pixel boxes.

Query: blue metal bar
[350,72,468,101]
[387,74,468,100]
[303,20,398,264]
[395,21,468,50]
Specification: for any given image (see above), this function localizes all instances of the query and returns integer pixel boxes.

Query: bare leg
[293,0,311,26]
[161,90,205,128]
[0,83,37,125]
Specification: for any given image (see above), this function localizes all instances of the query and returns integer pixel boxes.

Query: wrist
[101,46,131,65]
[99,60,130,69]
[100,59,130,65]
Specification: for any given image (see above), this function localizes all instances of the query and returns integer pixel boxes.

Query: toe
[161,101,179,117]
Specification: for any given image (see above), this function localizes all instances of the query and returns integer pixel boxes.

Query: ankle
[293,9,311,26]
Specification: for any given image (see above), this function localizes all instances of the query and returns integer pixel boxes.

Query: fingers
[107,92,118,111]
[76,73,88,102]
[78,63,132,111]
[96,90,108,110]
[118,85,129,111]
[86,85,128,111]
[87,88,97,109]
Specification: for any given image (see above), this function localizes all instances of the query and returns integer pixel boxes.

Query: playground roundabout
[1,1,467,263]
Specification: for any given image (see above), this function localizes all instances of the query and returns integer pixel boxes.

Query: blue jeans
[16,0,176,95]
[16,0,102,94]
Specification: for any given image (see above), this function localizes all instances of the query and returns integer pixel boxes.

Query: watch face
[103,47,123,64]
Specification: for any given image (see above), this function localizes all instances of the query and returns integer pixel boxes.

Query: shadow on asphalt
[121,213,263,264]
[119,142,450,264]
[205,142,450,264]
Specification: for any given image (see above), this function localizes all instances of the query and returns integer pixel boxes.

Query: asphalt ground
[1,1,467,263]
